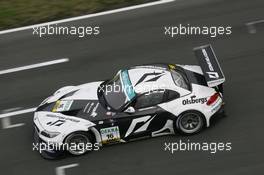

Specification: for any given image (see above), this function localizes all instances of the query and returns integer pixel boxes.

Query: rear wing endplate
[193,45,225,87]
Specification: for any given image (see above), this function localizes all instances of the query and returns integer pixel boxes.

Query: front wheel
[64,132,92,156]
[175,111,205,135]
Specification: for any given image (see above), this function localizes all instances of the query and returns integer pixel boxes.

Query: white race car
[33,45,225,158]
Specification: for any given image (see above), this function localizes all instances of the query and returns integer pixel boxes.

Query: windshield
[170,69,189,90]
[102,70,136,111]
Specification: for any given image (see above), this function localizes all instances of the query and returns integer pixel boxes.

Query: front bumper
[33,126,64,159]
[33,112,66,144]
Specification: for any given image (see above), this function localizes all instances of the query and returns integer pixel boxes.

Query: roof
[127,65,179,94]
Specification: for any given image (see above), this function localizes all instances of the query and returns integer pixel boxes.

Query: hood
[37,81,116,122]
[46,81,103,104]
[63,81,103,100]
[35,111,94,131]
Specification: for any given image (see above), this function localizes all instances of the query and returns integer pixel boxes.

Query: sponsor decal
[206,71,219,79]
[83,102,93,113]
[182,96,207,105]
[135,72,165,86]
[211,97,222,112]
[52,100,73,112]
[202,49,214,71]
[100,126,120,144]
[125,115,156,137]
[202,49,219,79]
[90,102,99,117]
[46,114,80,122]
[168,64,176,70]
[83,102,99,117]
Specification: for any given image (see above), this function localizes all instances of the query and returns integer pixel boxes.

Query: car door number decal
[100,126,120,144]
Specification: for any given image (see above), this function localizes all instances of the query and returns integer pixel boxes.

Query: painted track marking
[1,117,25,129]
[246,19,264,34]
[0,58,69,75]
[1,107,25,129]
[0,108,36,119]
[56,164,79,175]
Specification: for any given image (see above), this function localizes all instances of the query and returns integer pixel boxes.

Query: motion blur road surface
[0,0,264,174]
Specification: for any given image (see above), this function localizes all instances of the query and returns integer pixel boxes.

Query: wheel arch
[177,109,209,127]
[62,127,101,145]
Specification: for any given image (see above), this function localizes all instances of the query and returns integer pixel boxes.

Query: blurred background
[0,0,152,30]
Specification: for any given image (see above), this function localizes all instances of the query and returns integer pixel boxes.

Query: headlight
[41,130,61,138]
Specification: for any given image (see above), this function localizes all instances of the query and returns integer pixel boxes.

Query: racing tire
[174,111,205,135]
[64,131,93,156]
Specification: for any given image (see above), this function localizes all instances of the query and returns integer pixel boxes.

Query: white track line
[0,58,69,75]
[0,108,36,119]
[56,164,79,175]
[246,19,264,26]
[1,117,25,129]
[0,0,175,35]
[246,19,264,34]
[2,107,22,113]
[1,107,25,129]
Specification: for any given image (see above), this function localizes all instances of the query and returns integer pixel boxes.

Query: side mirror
[125,106,136,114]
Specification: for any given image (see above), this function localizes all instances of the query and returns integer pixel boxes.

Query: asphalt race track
[0,0,264,174]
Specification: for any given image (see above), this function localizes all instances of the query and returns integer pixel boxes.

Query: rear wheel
[175,111,205,135]
[65,132,92,156]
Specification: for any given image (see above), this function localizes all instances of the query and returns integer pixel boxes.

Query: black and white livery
[33,45,225,158]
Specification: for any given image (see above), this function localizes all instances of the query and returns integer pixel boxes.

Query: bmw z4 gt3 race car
[33,45,225,158]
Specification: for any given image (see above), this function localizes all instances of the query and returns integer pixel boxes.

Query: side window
[164,90,180,102]
[134,90,164,109]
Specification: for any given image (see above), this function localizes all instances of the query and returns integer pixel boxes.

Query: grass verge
[0,0,153,30]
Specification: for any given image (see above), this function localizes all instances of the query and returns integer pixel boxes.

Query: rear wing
[193,45,225,87]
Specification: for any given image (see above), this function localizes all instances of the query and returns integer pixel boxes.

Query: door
[116,90,166,141]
